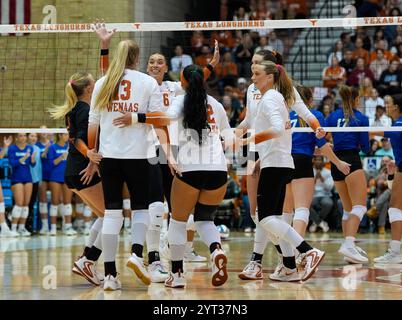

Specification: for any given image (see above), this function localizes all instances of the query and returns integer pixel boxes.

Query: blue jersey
[290,109,327,156]
[385,116,402,166]
[326,108,370,154]
[48,143,68,183]
[7,144,33,184]
[36,141,52,180]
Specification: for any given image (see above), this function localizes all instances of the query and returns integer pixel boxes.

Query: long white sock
[86,218,103,248]
[195,221,221,248]
[168,219,187,261]
[345,236,355,248]
[131,209,149,247]
[93,230,103,250]
[253,224,270,254]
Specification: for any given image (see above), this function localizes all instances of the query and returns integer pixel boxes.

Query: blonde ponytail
[49,72,92,119]
[94,39,139,110]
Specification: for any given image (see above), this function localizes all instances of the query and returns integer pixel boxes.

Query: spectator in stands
[318,95,336,117]
[169,45,193,81]
[319,104,332,119]
[327,40,344,66]
[340,32,355,51]
[215,51,238,94]
[378,60,402,96]
[360,77,374,103]
[384,7,402,45]
[222,95,240,127]
[268,31,284,55]
[223,86,242,111]
[220,0,229,21]
[254,36,273,53]
[250,0,271,20]
[191,31,207,55]
[340,49,356,77]
[194,45,212,67]
[391,42,402,64]
[233,6,250,21]
[352,27,372,51]
[309,156,333,233]
[371,105,393,127]
[375,137,395,159]
[370,49,390,82]
[275,0,296,20]
[233,77,248,104]
[353,37,370,66]
[347,57,375,87]
[365,88,384,122]
[367,139,380,156]
[234,32,255,78]
[372,29,387,49]
[369,40,394,63]
[210,31,235,52]
[356,0,381,17]
[322,56,346,90]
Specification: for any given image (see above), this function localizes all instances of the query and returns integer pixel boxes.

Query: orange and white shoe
[238,261,263,280]
[73,256,101,286]
[211,248,228,287]
[126,253,151,285]
[164,271,186,288]
[299,248,325,281]
[268,266,301,282]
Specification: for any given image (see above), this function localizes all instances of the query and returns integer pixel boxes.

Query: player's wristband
[100,49,109,56]
[206,63,214,72]
[131,113,146,124]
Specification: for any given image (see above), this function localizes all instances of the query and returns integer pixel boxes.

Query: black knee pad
[194,202,218,221]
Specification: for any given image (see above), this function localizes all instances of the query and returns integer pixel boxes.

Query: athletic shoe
[18,227,31,237]
[49,229,57,236]
[126,253,151,285]
[318,221,329,233]
[299,248,325,281]
[238,261,263,280]
[268,266,301,282]
[64,226,77,236]
[38,227,49,235]
[103,274,122,291]
[82,226,91,236]
[210,248,228,287]
[373,250,402,264]
[338,244,368,264]
[184,249,207,262]
[73,256,101,286]
[271,254,284,278]
[309,223,317,233]
[149,261,169,283]
[164,271,186,288]
[0,228,19,238]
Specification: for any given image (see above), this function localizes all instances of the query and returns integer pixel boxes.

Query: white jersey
[89,69,162,159]
[168,95,232,173]
[253,89,294,169]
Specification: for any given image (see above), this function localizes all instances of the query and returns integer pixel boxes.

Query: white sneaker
[184,249,207,262]
[210,248,228,287]
[318,221,329,233]
[103,274,122,291]
[73,256,101,286]
[373,249,402,264]
[299,248,325,281]
[338,244,368,264]
[238,261,263,280]
[0,228,19,238]
[49,229,57,236]
[82,226,91,236]
[271,254,284,278]
[268,266,301,282]
[309,223,317,233]
[64,226,77,236]
[149,261,169,283]
[126,253,151,285]
[164,271,186,288]
[39,228,49,235]
[18,228,31,237]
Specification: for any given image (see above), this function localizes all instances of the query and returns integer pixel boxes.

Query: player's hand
[113,111,132,128]
[336,160,351,176]
[92,19,116,49]
[168,157,181,177]
[3,135,12,148]
[80,162,99,185]
[387,160,396,176]
[86,149,102,164]
[315,127,326,139]
[31,151,37,163]
[210,40,220,68]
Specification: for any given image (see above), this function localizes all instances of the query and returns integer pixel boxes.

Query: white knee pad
[342,211,350,221]
[388,207,402,223]
[350,205,367,221]
[132,209,150,227]
[84,205,92,218]
[168,219,187,246]
[50,205,58,217]
[148,201,164,231]
[91,217,104,232]
[75,203,84,214]
[21,207,29,219]
[63,204,72,217]
[102,210,123,235]
[0,202,5,213]
[11,206,22,219]
[293,207,309,224]
[259,215,291,239]
[39,202,48,214]
[186,214,196,231]
[123,199,131,210]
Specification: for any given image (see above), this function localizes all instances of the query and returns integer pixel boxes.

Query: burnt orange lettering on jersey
[207,104,216,124]
[163,93,170,107]
[120,80,131,100]
[253,93,261,100]
[107,102,139,113]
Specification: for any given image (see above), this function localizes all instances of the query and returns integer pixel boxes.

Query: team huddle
[45,23,402,291]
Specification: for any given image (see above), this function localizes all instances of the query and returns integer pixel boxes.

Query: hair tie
[276,64,282,72]
[69,80,76,85]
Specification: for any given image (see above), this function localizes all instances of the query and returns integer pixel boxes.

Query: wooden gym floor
[0,232,401,300]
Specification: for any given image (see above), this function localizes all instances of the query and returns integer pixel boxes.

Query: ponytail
[182,65,209,144]
[339,85,358,125]
[295,84,313,127]
[94,39,139,110]
[49,72,92,119]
